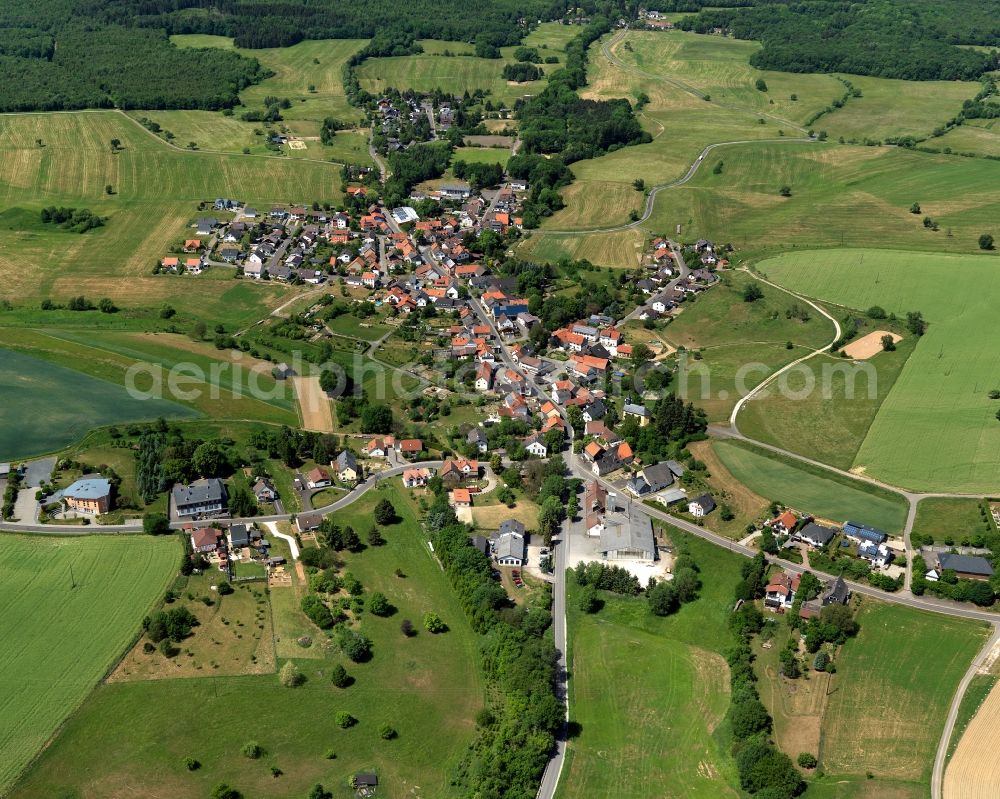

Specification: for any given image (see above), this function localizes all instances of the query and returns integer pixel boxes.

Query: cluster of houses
[764,571,851,617]
[583,481,657,561]
[188,521,282,576]
[765,513,900,571]
[635,238,722,321]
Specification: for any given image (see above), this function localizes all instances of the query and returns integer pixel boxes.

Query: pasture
[663,271,835,421]
[357,44,550,105]
[712,440,908,532]
[820,602,988,790]
[819,74,977,142]
[0,347,197,460]
[0,535,179,796]
[644,141,1000,256]
[11,486,484,799]
[759,249,1000,492]
[559,531,745,798]
[452,146,510,167]
[0,112,336,319]
[737,332,916,471]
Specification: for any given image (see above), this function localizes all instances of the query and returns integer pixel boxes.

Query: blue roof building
[843,521,888,544]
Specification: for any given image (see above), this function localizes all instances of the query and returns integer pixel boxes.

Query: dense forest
[678,0,998,81]
[0,0,586,111]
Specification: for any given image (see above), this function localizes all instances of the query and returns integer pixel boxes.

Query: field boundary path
[539,137,815,236]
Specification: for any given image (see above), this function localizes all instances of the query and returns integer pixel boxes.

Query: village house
[767,510,799,535]
[796,522,837,548]
[364,436,396,458]
[688,494,716,518]
[62,476,112,515]
[764,571,800,610]
[295,511,323,534]
[440,458,479,484]
[934,553,994,581]
[335,451,360,484]
[253,479,277,504]
[467,427,488,453]
[450,487,473,508]
[493,519,527,566]
[402,467,431,488]
[625,462,675,498]
[397,439,423,457]
[306,467,332,489]
[172,478,227,518]
[190,526,222,554]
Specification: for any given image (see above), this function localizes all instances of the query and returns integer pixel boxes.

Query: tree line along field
[758,249,1000,493]
[558,533,744,799]
[661,270,835,421]
[712,440,908,532]
[10,487,484,799]
[0,111,333,320]
[0,535,180,796]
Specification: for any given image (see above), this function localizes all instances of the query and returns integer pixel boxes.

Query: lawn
[759,248,1000,492]
[0,111,338,319]
[663,271,835,420]
[737,324,917,471]
[558,529,745,798]
[712,440,908,532]
[818,601,988,790]
[11,485,484,799]
[0,347,197,460]
[911,497,994,545]
[452,146,510,167]
[0,535,179,795]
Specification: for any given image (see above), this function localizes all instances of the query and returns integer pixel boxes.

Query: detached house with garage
[493,519,527,566]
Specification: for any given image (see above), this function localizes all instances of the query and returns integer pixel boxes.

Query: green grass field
[664,271,835,420]
[819,74,978,142]
[712,440,908,531]
[911,497,994,544]
[935,119,1000,157]
[759,249,1000,492]
[558,530,745,798]
[0,111,335,319]
[357,43,550,105]
[452,146,510,167]
[11,486,483,799]
[0,535,179,795]
[0,347,197,460]
[738,326,917,471]
[519,227,646,268]
[818,601,988,790]
[644,140,1000,256]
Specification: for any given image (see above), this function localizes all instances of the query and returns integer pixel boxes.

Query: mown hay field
[0,535,179,795]
[821,602,988,789]
[760,248,1000,492]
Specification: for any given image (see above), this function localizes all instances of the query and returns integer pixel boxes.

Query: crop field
[11,486,483,799]
[662,271,835,420]
[759,249,1000,492]
[738,334,916,471]
[519,227,646,268]
[712,440,908,531]
[945,677,1000,799]
[0,535,179,796]
[0,112,337,318]
[0,347,197,460]
[819,75,978,142]
[644,141,1000,256]
[2,328,299,427]
[559,531,745,798]
[357,44,550,105]
[820,602,988,790]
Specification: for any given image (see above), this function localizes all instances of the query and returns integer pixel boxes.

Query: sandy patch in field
[287,139,307,150]
[842,330,902,360]
[945,679,1000,799]
[292,375,334,432]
